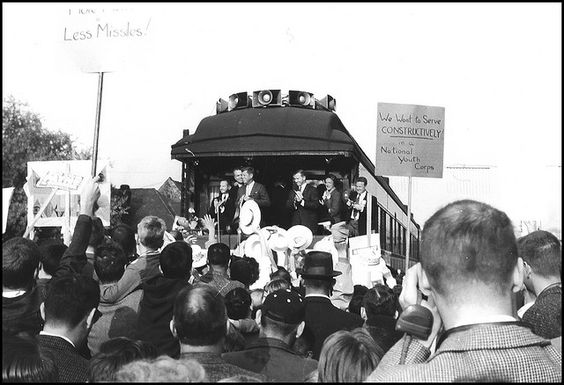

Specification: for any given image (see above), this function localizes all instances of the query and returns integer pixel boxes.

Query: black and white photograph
[2,2,561,382]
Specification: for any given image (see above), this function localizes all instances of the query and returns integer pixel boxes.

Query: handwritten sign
[26,160,111,227]
[376,103,445,178]
[60,6,153,72]
[36,170,84,190]
[349,233,384,287]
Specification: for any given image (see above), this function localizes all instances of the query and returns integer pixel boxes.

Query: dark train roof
[171,107,371,164]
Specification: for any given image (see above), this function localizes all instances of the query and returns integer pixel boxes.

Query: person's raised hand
[80,175,101,217]
[201,214,216,232]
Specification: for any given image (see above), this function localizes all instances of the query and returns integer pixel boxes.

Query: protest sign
[376,102,445,178]
[349,233,384,287]
[59,5,153,72]
[25,160,111,238]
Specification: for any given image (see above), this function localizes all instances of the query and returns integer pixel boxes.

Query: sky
[2,3,562,233]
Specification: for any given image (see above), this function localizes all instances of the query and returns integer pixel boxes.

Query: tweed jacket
[366,322,562,382]
[180,352,267,382]
[37,334,89,383]
[522,284,562,339]
[303,296,364,360]
[222,337,319,382]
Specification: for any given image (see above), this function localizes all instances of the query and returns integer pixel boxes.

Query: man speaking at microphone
[208,180,235,233]
[286,170,320,235]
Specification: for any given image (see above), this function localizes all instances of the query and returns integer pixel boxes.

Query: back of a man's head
[172,285,227,346]
[362,284,397,320]
[44,274,100,330]
[2,237,41,290]
[159,241,193,279]
[230,257,259,287]
[517,230,561,278]
[207,243,231,267]
[421,200,518,300]
[111,224,137,257]
[88,337,158,382]
[224,287,251,320]
[38,240,68,277]
[137,216,166,250]
[94,241,128,284]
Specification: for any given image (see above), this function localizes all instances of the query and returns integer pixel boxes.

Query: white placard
[376,102,445,178]
[60,5,153,72]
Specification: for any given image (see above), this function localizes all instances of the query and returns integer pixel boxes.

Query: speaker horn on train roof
[288,90,315,109]
[252,90,282,107]
[228,92,251,111]
[316,95,336,112]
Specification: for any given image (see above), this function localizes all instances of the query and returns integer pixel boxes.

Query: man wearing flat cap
[298,251,364,360]
[222,289,318,382]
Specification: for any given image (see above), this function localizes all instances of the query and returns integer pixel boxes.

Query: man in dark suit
[38,273,100,382]
[234,166,270,220]
[208,180,236,233]
[518,230,562,339]
[298,251,364,360]
[346,177,369,236]
[286,170,320,234]
[367,200,562,382]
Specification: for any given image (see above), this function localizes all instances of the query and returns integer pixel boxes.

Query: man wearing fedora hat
[222,289,319,382]
[298,251,364,360]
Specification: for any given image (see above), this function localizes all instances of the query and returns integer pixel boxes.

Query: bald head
[421,200,518,299]
[172,285,227,346]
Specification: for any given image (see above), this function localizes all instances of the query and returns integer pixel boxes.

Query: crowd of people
[2,174,562,382]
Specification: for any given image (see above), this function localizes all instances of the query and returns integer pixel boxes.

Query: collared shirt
[39,331,76,348]
[323,187,335,201]
[451,314,518,329]
[351,190,367,220]
[305,293,331,300]
[245,181,255,197]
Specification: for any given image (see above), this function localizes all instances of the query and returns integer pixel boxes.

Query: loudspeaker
[252,90,282,107]
[228,92,250,111]
[216,98,228,114]
[317,95,336,111]
[289,90,315,108]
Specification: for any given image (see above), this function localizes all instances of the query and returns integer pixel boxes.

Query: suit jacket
[303,296,364,360]
[522,284,562,339]
[345,190,378,235]
[236,181,271,209]
[208,193,236,232]
[322,188,343,224]
[366,323,562,382]
[37,334,89,383]
[222,337,319,382]
[286,184,320,234]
